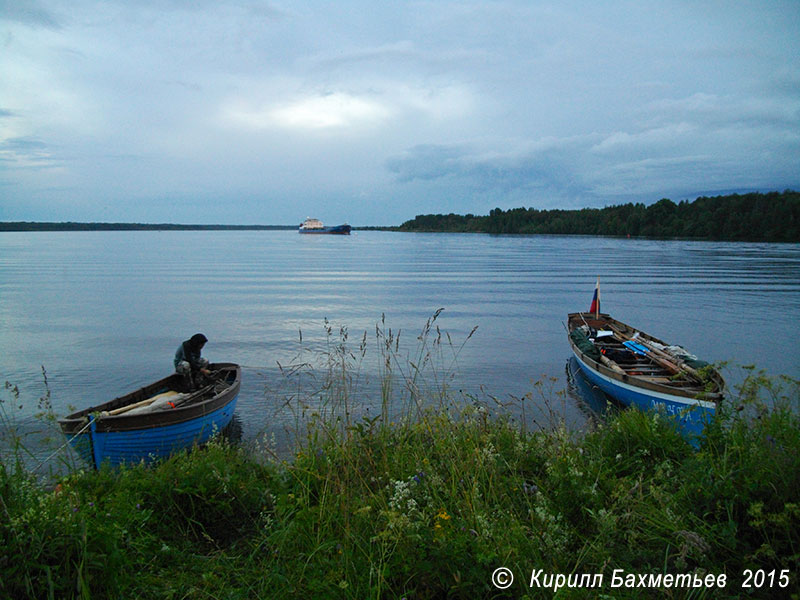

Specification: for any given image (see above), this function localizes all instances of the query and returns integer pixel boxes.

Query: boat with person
[298,217,351,234]
[567,290,724,438]
[58,363,241,468]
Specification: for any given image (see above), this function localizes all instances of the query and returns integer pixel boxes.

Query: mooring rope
[31,417,93,474]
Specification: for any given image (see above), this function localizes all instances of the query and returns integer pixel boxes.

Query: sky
[1,1,799,226]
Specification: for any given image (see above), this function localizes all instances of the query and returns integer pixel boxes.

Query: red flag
[589,279,600,315]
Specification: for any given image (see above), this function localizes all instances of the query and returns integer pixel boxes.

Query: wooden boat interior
[63,365,238,421]
[591,335,701,388]
[569,312,714,395]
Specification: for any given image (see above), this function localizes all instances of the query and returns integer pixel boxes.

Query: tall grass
[1,315,798,599]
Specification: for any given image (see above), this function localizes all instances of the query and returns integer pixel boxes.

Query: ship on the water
[298,218,351,234]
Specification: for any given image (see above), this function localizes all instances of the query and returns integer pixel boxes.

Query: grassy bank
[2,318,799,598]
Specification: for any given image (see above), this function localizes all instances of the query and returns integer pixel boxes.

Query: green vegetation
[399,190,800,242]
[2,316,799,599]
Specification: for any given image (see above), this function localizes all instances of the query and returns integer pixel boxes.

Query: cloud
[386,84,800,208]
[386,137,593,207]
[226,92,391,131]
[386,144,468,182]
[0,136,56,167]
[0,0,61,29]
[645,93,800,131]
[767,68,800,98]
[221,79,475,137]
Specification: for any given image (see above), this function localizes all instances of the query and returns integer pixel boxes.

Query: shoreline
[2,368,798,599]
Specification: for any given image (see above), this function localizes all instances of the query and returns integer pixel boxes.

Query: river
[1,231,798,460]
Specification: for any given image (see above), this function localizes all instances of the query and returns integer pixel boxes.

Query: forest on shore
[398,190,800,242]
[3,191,798,241]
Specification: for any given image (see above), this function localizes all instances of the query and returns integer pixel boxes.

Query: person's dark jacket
[173,334,207,371]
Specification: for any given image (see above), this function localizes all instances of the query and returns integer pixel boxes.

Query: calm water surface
[1,231,798,456]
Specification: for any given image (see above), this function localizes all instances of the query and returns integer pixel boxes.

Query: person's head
[190,333,208,349]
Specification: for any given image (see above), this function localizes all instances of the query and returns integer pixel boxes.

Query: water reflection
[564,357,618,425]
[221,412,244,444]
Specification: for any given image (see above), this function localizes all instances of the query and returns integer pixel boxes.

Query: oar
[607,324,703,382]
[105,372,223,417]
[622,333,703,375]
[635,337,705,381]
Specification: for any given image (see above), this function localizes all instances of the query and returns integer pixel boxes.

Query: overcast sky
[1,1,799,225]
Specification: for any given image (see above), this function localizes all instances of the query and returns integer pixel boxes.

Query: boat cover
[569,329,602,362]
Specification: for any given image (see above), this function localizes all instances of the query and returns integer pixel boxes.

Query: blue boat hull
[80,397,238,467]
[572,351,715,438]
[299,224,351,234]
[60,363,241,468]
[567,313,722,441]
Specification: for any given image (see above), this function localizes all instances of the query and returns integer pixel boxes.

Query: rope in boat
[31,417,93,474]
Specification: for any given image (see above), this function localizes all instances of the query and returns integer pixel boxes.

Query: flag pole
[595,277,600,318]
[589,277,600,319]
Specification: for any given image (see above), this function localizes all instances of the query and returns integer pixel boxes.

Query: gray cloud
[0,0,61,29]
[0,137,60,170]
[1,137,48,151]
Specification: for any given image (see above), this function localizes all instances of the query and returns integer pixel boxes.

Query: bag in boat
[125,390,188,415]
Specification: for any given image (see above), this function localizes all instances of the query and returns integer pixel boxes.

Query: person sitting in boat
[174,333,211,391]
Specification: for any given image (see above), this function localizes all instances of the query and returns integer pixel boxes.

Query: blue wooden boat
[567,313,724,438]
[299,217,351,234]
[58,363,240,468]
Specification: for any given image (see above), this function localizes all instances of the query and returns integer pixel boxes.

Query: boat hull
[299,224,351,234]
[82,398,238,467]
[571,349,715,438]
[567,313,721,439]
[59,363,240,468]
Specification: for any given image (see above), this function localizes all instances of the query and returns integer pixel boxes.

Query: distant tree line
[0,222,295,231]
[398,190,800,242]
